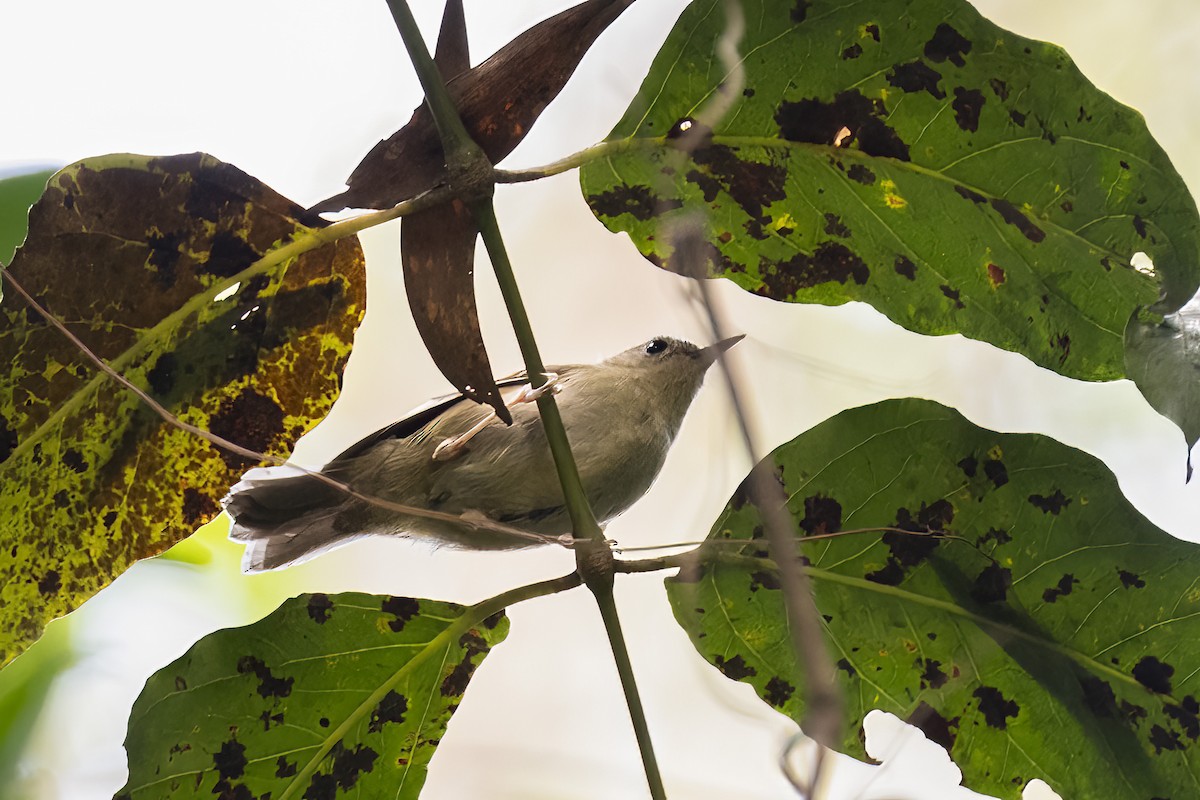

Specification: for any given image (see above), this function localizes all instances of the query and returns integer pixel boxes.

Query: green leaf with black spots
[668,399,1200,799]
[0,153,365,666]
[581,0,1200,380]
[0,169,53,267]
[119,593,509,800]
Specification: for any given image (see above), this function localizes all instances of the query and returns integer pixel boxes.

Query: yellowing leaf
[0,153,365,665]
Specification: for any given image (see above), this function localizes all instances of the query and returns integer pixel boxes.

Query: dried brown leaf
[398,0,506,421]
[311,0,636,212]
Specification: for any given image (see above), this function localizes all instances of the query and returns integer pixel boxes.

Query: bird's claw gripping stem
[514,372,562,404]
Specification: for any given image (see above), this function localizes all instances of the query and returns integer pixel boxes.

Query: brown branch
[614,528,985,574]
[613,526,973,555]
[657,1,842,796]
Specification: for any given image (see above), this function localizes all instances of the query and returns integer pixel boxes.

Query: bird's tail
[223,464,359,572]
[237,522,368,572]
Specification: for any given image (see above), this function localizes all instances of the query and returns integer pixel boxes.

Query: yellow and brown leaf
[0,153,365,666]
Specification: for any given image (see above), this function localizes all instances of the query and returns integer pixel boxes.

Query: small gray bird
[224,335,741,572]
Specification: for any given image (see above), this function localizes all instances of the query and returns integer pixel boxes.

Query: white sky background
[2,1,1200,799]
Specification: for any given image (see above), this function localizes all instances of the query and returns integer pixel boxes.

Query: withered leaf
[435,0,470,81]
[399,1,508,422]
[311,0,636,212]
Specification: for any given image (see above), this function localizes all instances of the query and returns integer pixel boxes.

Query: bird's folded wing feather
[328,373,541,464]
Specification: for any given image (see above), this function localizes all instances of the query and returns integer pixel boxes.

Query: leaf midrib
[274,613,470,800]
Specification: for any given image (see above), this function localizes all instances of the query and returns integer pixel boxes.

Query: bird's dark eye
[645,339,669,355]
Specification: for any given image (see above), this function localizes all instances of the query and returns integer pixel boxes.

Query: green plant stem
[382,3,665,797]
[384,0,491,188]
[593,588,667,799]
[473,197,666,799]
[475,194,667,798]
[493,138,655,183]
[383,0,600,544]
[470,201,603,543]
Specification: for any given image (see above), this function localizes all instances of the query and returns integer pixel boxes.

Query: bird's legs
[432,373,562,461]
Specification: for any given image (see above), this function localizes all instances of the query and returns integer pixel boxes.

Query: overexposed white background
[2,1,1199,798]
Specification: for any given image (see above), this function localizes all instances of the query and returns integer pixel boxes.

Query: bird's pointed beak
[699,334,744,366]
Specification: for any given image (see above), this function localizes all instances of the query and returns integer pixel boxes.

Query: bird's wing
[328,375,535,464]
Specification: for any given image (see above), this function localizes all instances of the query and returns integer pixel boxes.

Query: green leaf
[0,169,53,266]
[668,398,1200,799]
[1125,301,1200,478]
[580,0,1200,380]
[119,593,508,800]
[0,619,72,788]
[0,153,365,666]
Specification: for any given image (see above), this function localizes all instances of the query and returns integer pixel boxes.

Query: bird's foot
[432,374,562,462]
[513,372,562,404]
[432,409,498,461]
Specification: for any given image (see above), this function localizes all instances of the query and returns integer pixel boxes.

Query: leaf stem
[493,138,656,183]
[472,112,671,800]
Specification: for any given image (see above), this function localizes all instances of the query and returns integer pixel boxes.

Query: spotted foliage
[581,0,1200,382]
[668,399,1200,799]
[119,593,508,799]
[0,154,365,665]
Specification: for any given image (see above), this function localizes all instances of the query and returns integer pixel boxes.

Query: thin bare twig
[613,526,971,554]
[614,530,991,581]
[0,266,565,547]
[661,1,843,796]
[685,181,841,800]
